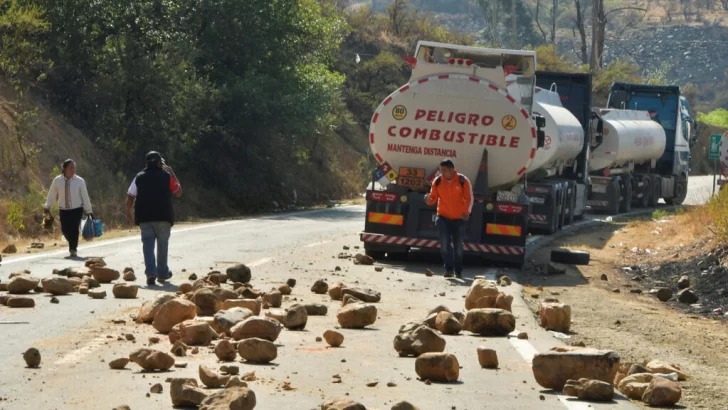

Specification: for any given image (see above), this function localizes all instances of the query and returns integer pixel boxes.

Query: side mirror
[537,130,546,148]
[534,114,546,129]
[533,113,546,148]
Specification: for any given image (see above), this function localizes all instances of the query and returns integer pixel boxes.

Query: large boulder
[7,276,40,294]
[112,283,139,299]
[152,298,197,333]
[464,279,499,310]
[170,378,209,407]
[435,311,462,335]
[90,267,120,283]
[311,279,329,294]
[191,288,223,316]
[212,288,238,302]
[677,288,699,304]
[263,288,282,308]
[642,377,682,407]
[463,308,515,336]
[563,379,614,401]
[41,277,74,295]
[341,287,381,303]
[328,283,347,301]
[477,347,498,369]
[212,308,255,336]
[393,322,446,357]
[532,347,620,390]
[617,373,654,400]
[6,297,35,308]
[214,339,238,362]
[337,303,377,329]
[222,299,261,315]
[283,304,308,330]
[199,365,230,388]
[179,320,218,346]
[128,348,175,371]
[322,398,366,410]
[137,294,176,323]
[231,317,282,342]
[415,353,460,382]
[645,359,687,381]
[226,263,251,284]
[539,302,572,333]
[238,338,277,363]
[199,387,257,410]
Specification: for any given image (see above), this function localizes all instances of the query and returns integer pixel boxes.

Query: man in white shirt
[44,159,93,258]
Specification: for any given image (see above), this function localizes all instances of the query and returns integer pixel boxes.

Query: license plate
[398,176,425,189]
[529,196,545,204]
[592,184,607,194]
[399,167,425,178]
[497,191,519,203]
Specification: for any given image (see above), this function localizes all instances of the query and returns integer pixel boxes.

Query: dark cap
[145,151,162,164]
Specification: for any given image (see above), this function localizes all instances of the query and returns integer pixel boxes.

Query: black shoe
[444,271,455,278]
[455,272,463,279]
[146,276,157,286]
[157,272,173,284]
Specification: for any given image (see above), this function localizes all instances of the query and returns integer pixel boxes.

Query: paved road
[0,176,714,410]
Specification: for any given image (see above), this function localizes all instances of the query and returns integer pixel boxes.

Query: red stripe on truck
[530,148,536,159]
[370,133,374,144]
[383,97,392,106]
[531,128,536,139]
[506,95,515,103]
[488,84,498,91]
[469,77,480,82]
[400,85,410,93]
[372,113,379,124]
[438,75,449,79]
[419,78,430,83]
[521,109,529,119]
[375,153,383,163]
[517,167,526,176]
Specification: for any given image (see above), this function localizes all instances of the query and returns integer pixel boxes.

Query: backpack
[435,175,465,188]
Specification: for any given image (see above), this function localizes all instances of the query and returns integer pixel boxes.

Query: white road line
[247,258,272,268]
[54,335,108,365]
[305,240,331,248]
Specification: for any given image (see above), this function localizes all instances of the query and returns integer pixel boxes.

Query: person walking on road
[125,151,182,286]
[44,159,93,258]
[425,159,473,279]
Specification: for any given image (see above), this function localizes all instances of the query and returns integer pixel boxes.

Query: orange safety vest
[426,171,473,220]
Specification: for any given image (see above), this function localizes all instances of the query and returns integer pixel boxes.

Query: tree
[387,0,409,35]
[590,0,647,70]
[572,0,588,65]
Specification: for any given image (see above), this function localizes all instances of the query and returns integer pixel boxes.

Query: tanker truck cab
[361,42,547,268]
[602,83,694,207]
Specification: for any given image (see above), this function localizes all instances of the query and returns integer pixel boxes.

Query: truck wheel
[619,177,633,213]
[551,248,590,265]
[565,186,576,226]
[666,175,688,205]
[365,249,386,259]
[639,178,651,208]
[648,176,661,207]
[609,177,622,215]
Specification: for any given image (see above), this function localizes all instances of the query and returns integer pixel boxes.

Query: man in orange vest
[425,159,473,278]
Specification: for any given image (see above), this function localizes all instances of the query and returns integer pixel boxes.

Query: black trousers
[59,207,84,251]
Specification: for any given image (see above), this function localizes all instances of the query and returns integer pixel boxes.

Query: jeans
[436,216,465,274]
[60,207,84,252]
[140,221,172,278]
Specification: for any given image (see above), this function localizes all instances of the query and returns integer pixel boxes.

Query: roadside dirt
[522,214,728,409]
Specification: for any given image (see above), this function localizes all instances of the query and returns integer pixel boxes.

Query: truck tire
[648,176,661,207]
[365,249,386,259]
[551,248,590,265]
[565,185,576,226]
[619,177,633,213]
[666,175,688,205]
[638,178,651,208]
[609,176,621,215]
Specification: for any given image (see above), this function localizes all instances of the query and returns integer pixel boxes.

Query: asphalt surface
[0,175,715,410]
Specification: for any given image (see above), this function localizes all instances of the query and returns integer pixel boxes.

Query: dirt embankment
[521,212,728,409]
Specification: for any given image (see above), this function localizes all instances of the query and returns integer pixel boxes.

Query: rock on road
[0,175,714,410]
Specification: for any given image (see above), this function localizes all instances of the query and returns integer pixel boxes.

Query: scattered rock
[283,304,308,330]
[231,317,283,342]
[655,288,673,302]
[328,283,347,300]
[226,263,251,284]
[191,288,223,316]
[50,296,59,304]
[324,330,344,347]
[7,296,35,308]
[463,308,516,336]
[341,287,381,303]
[642,377,682,407]
[171,340,188,357]
[263,288,282,308]
[475,346,498,368]
[498,275,512,286]
[225,377,247,389]
[170,378,209,407]
[188,273,198,281]
[179,320,217,346]
[517,332,529,340]
[393,322,446,357]
[304,303,328,316]
[337,303,377,329]
[109,358,129,369]
[199,386,257,410]
[88,290,107,299]
[677,275,690,289]
[123,271,136,281]
[531,347,620,390]
[129,348,175,371]
[215,340,238,362]
[85,258,106,268]
[150,383,163,394]
[464,279,499,310]
[178,283,193,294]
[341,294,362,306]
[311,279,329,294]
[23,348,41,367]
[220,365,239,375]
[40,277,74,295]
[286,278,296,288]
[435,311,462,335]
[237,338,277,363]
[2,244,17,253]
[677,288,698,304]
[391,401,419,410]
[7,275,40,294]
[415,352,459,382]
[278,284,292,295]
[321,398,366,410]
[152,298,198,333]
[137,294,176,323]
[600,274,608,281]
[354,254,374,265]
[563,379,614,401]
[539,302,571,333]
[90,267,120,283]
[646,360,687,381]
[374,267,383,272]
[199,364,231,388]
[425,269,434,277]
[221,299,261,315]
[546,262,567,275]
[212,308,255,337]
[112,283,139,299]
[618,373,654,399]
[628,364,650,375]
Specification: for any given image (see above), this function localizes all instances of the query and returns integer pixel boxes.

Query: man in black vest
[125,151,183,286]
